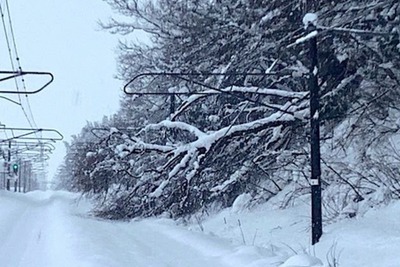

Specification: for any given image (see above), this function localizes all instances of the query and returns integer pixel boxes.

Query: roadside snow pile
[279,255,323,267]
[190,191,400,266]
[231,193,252,213]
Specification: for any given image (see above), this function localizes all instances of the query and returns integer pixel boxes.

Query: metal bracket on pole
[90,127,114,139]
[90,127,140,139]
[123,71,287,95]
[9,145,54,155]
[30,154,50,162]
[0,127,63,143]
[0,71,54,94]
[6,141,56,151]
[123,71,299,116]
[0,96,21,105]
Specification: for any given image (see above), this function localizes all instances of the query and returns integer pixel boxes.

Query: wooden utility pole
[306,17,323,245]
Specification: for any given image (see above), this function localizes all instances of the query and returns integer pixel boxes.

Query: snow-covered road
[0,191,282,267]
[3,190,398,266]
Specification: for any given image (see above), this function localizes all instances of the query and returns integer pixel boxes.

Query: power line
[0,0,44,180]
[0,1,16,74]
[0,0,39,133]
[5,0,38,130]
[0,1,22,139]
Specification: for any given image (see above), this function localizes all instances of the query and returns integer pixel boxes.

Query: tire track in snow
[0,192,81,267]
[0,191,279,267]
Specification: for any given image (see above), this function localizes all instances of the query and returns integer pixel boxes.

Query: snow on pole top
[302,13,318,28]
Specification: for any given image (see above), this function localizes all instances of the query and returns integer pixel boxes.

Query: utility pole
[22,161,27,193]
[305,14,323,245]
[17,159,21,192]
[27,163,32,192]
[2,162,5,189]
[6,141,11,191]
[170,94,176,115]
[13,150,18,192]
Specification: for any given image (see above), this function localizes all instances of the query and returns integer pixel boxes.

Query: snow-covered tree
[58,0,400,219]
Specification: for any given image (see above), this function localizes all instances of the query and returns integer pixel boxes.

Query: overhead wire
[0,1,16,77]
[0,1,14,142]
[3,0,39,131]
[0,1,28,125]
[0,0,45,173]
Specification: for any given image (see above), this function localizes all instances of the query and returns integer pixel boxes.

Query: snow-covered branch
[318,26,393,37]
[115,140,174,158]
[145,120,206,139]
[162,110,298,180]
[224,86,308,98]
[171,85,308,120]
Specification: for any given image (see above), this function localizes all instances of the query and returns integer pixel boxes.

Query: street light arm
[0,71,54,94]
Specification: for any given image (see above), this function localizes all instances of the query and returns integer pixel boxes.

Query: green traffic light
[12,164,18,172]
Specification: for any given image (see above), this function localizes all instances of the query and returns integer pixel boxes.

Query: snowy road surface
[3,190,398,267]
[0,191,285,267]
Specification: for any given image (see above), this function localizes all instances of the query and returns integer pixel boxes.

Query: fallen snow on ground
[192,193,400,267]
[0,190,285,267]
[0,190,399,267]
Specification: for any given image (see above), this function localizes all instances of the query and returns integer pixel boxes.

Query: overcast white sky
[0,0,127,180]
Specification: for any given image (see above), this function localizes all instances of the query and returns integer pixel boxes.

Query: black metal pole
[18,159,21,192]
[2,162,5,189]
[6,141,11,191]
[170,94,176,114]
[307,22,323,245]
[28,164,32,192]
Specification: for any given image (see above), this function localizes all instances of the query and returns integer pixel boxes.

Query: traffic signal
[12,163,18,175]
